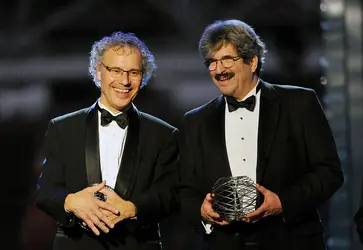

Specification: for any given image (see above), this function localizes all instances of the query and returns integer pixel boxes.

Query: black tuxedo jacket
[36,102,179,250]
[179,80,343,250]
[354,180,363,244]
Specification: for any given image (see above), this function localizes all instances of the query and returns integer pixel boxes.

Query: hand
[201,193,229,226]
[64,181,119,235]
[245,184,282,223]
[99,188,136,225]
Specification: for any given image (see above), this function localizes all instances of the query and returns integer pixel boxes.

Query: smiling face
[97,45,142,113]
[209,43,258,100]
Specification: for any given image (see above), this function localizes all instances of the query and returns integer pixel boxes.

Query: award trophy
[211,176,258,222]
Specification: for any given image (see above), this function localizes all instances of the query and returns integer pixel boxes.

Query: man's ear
[251,56,258,73]
[96,63,102,81]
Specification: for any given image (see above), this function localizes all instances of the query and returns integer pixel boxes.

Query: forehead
[210,43,238,59]
[102,45,142,68]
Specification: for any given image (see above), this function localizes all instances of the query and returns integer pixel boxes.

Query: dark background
[0,0,362,249]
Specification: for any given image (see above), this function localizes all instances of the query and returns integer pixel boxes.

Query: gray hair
[89,32,156,88]
[199,19,267,76]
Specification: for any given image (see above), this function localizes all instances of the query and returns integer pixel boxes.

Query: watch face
[78,184,115,231]
[91,183,114,201]
[94,191,107,201]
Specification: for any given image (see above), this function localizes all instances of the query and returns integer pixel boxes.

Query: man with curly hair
[36,32,179,250]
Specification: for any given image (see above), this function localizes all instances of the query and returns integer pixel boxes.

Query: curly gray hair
[89,32,156,88]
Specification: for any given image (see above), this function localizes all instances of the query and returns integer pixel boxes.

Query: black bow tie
[99,108,128,129]
[226,95,256,112]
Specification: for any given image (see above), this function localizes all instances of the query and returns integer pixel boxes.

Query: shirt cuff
[201,220,213,234]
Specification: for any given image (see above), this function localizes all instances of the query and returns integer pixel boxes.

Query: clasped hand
[201,184,283,225]
[98,187,137,225]
[64,181,136,236]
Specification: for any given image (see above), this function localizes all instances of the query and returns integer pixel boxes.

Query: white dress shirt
[203,80,261,234]
[98,101,128,189]
[225,83,261,182]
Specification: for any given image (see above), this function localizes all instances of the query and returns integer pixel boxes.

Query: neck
[99,98,127,114]
[234,77,259,101]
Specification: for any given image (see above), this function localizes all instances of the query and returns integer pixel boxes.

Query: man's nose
[117,72,130,85]
[215,60,226,73]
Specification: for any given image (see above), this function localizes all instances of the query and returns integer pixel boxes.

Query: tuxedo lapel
[208,96,232,180]
[114,104,140,199]
[85,102,102,185]
[256,81,280,183]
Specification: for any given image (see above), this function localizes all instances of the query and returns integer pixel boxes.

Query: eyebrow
[209,55,239,61]
[106,65,142,71]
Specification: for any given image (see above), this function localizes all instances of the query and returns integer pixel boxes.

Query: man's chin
[219,88,234,96]
[110,99,132,112]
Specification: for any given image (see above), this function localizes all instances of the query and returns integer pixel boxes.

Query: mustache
[215,72,235,81]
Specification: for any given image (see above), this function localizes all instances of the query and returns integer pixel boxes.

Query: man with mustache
[179,19,343,250]
[36,32,179,250]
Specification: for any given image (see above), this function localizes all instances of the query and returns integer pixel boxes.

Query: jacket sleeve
[35,120,75,227]
[178,116,204,231]
[277,89,344,223]
[130,128,179,224]
[354,179,363,244]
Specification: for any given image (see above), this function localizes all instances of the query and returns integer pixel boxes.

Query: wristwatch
[79,184,115,231]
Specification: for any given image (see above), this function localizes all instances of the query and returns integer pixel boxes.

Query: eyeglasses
[101,62,143,80]
[204,56,242,71]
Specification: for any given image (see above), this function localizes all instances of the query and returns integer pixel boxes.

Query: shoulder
[261,81,318,104]
[138,111,177,133]
[52,107,90,125]
[184,96,222,120]
[263,81,315,96]
[44,106,92,139]
[137,111,179,146]
[261,81,322,114]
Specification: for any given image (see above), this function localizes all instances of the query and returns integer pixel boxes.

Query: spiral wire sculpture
[211,176,258,221]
